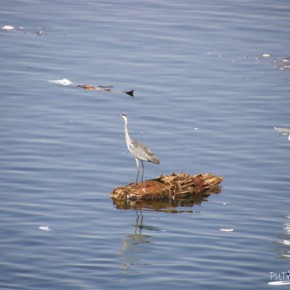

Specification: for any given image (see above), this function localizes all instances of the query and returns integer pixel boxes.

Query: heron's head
[120,113,127,120]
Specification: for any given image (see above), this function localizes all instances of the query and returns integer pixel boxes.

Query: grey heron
[120,113,160,183]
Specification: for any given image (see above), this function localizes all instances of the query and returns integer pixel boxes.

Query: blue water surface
[1,0,290,289]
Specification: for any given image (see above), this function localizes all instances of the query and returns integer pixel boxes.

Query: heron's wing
[274,127,290,135]
[130,140,160,164]
[130,140,153,155]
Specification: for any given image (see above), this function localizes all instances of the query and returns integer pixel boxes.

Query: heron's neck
[124,120,132,145]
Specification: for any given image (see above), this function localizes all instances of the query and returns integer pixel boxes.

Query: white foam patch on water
[268,281,290,286]
[219,228,234,232]
[39,226,51,231]
[48,79,73,86]
[284,223,290,234]
[1,25,15,31]
[277,239,290,246]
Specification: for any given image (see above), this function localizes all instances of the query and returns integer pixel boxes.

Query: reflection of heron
[117,211,151,275]
[134,210,144,234]
[120,114,160,183]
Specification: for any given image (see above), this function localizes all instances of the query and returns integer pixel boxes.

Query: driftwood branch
[110,172,223,210]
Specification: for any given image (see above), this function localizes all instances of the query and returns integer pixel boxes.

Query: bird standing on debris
[120,113,160,183]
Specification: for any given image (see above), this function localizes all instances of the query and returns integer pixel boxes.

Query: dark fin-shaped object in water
[124,90,134,97]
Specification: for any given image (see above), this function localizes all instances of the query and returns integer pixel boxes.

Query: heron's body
[121,114,160,182]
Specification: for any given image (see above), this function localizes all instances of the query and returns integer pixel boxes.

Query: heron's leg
[141,160,144,182]
[135,158,140,183]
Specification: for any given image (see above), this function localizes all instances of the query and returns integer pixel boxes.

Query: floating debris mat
[111,172,223,201]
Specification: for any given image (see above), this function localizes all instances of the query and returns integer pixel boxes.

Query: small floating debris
[274,57,290,70]
[284,223,290,234]
[36,30,46,36]
[77,84,134,96]
[274,127,290,141]
[206,52,222,58]
[274,127,290,135]
[241,54,290,71]
[48,79,73,86]
[219,228,234,232]
[277,239,290,246]
[281,250,290,258]
[39,226,51,231]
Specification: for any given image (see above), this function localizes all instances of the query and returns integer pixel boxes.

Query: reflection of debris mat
[112,191,219,211]
[110,172,223,210]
